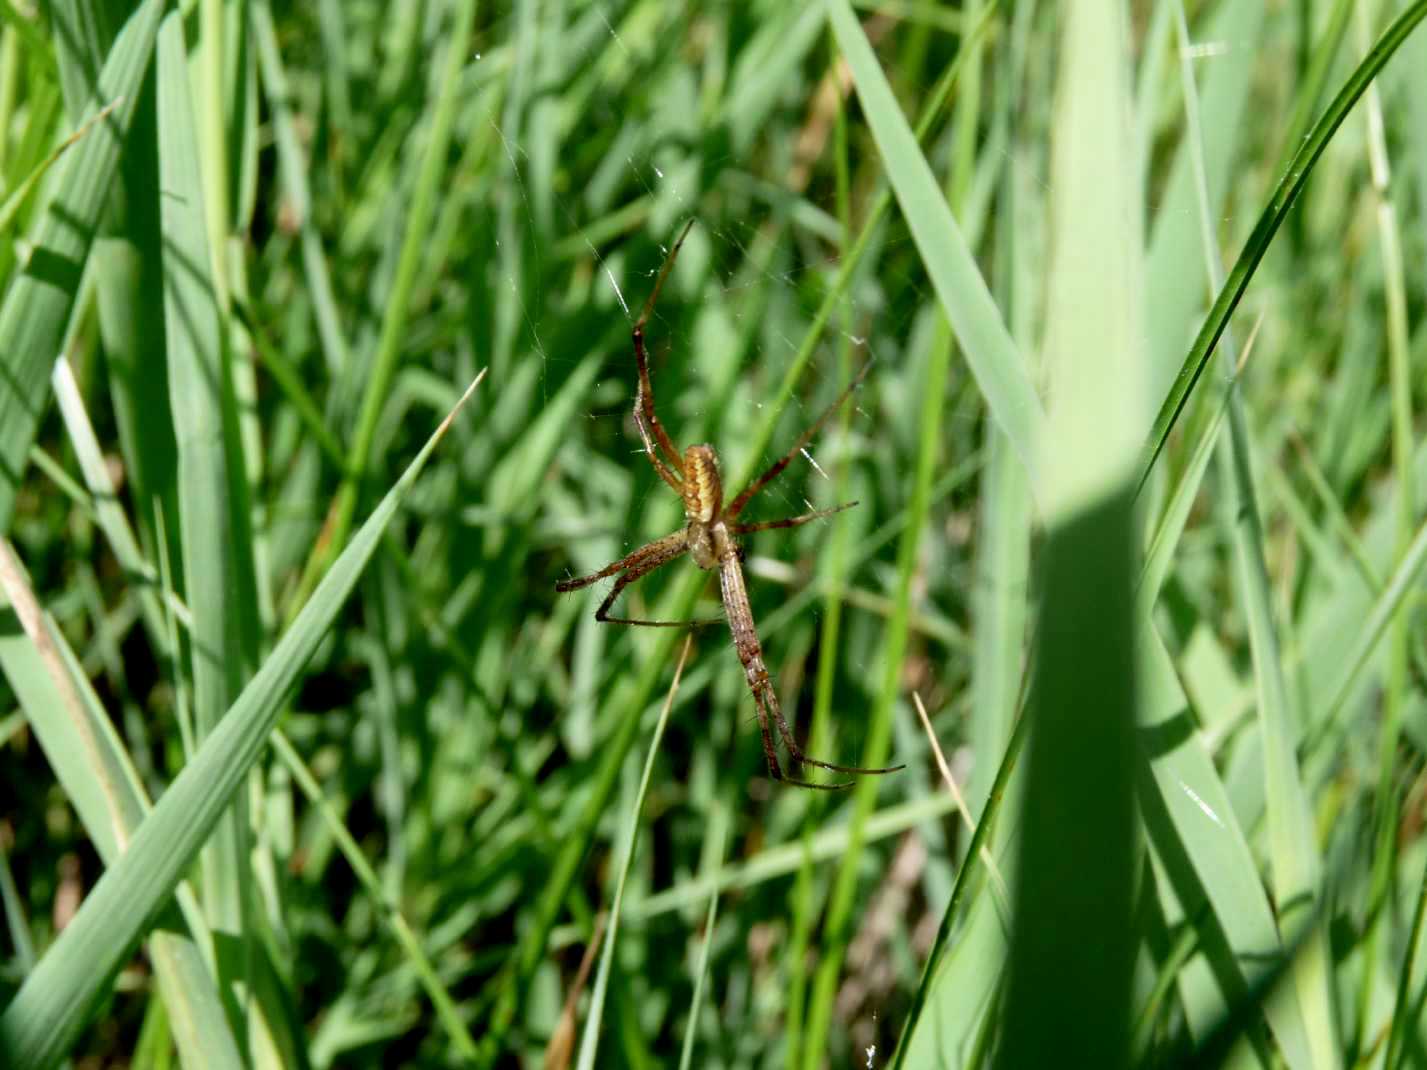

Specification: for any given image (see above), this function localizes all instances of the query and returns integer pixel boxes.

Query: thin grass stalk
[1352,0,1416,1049]
[801,256,954,1070]
[1139,0,1427,491]
[1174,4,1336,1061]
[268,729,479,1059]
[677,798,727,1070]
[575,635,693,1070]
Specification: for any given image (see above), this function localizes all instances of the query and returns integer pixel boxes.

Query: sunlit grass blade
[0,371,484,1069]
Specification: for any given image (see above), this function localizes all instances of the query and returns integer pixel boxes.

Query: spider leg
[760,676,905,777]
[753,687,851,791]
[565,530,717,628]
[728,501,858,536]
[719,540,882,788]
[632,220,696,491]
[554,532,686,593]
[725,362,871,520]
[596,561,722,628]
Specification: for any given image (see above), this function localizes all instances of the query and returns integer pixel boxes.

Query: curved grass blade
[1138,0,1427,494]
[0,371,484,1070]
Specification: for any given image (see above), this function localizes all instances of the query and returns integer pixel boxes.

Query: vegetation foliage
[1,1,1426,1067]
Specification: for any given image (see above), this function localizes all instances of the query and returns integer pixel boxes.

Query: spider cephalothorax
[555,222,902,790]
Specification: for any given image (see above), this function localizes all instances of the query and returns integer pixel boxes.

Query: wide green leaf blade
[994,5,1141,1065]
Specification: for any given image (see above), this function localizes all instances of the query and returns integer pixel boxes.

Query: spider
[556,222,904,790]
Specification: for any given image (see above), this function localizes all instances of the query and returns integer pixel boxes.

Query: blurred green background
[1,0,1427,1067]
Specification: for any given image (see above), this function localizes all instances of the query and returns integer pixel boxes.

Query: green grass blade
[1137,631,1314,1067]
[1351,0,1417,1047]
[0,0,163,532]
[892,706,1029,1068]
[0,96,121,234]
[1315,508,1427,736]
[268,730,478,1060]
[800,313,948,1066]
[575,635,692,1070]
[1142,0,1265,403]
[251,0,349,377]
[826,0,1046,500]
[993,6,1140,1065]
[677,798,727,1070]
[157,10,260,969]
[0,371,483,1069]
[1172,7,1337,1058]
[0,539,242,1069]
[1139,0,1427,492]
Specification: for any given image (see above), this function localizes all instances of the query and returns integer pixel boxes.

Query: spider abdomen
[682,444,723,523]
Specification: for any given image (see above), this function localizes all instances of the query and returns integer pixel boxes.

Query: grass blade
[1138,0,1427,491]
[0,371,484,1069]
[0,0,163,532]
[575,634,693,1069]
[826,0,1045,501]
[994,6,1140,1064]
[1172,6,1337,1058]
[157,7,260,983]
